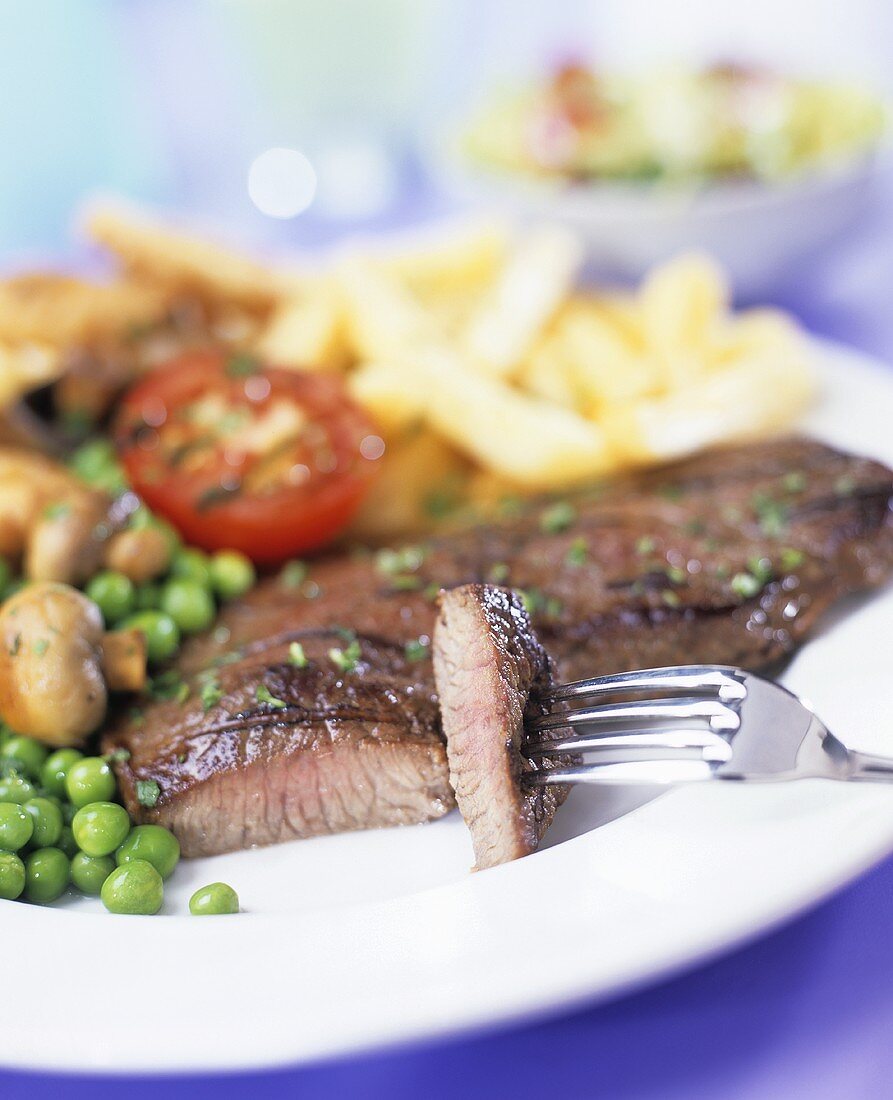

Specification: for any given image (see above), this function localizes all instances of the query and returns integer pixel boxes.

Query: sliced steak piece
[433,585,567,870]
[103,438,893,856]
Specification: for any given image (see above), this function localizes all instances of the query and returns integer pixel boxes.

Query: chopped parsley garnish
[780,547,805,572]
[104,747,131,764]
[329,640,361,674]
[520,589,562,617]
[565,538,588,567]
[782,471,806,493]
[683,519,707,537]
[280,560,309,589]
[196,482,242,511]
[751,491,788,538]
[488,562,510,584]
[8,634,21,657]
[288,641,308,668]
[404,638,430,663]
[148,671,190,703]
[661,590,681,608]
[375,546,426,575]
[388,574,423,592]
[199,675,223,712]
[539,500,576,534]
[835,475,856,497]
[136,780,161,808]
[665,565,686,585]
[225,353,261,378]
[255,684,287,709]
[422,582,442,602]
[31,638,49,657]
[730,572,762,599]
[746,556,774,584]
[42,502,71,521]
[635,536,656,556]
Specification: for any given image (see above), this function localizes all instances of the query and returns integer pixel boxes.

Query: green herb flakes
[329,640,361,674]
[635,536,656,556]
[404,638,430,663]
[661,590,681,608]
[488,562,510,584]
[31,638,49,657]
[565,538,588,567]
[225,353,261,378]
[782,471,806,493]
[375,546,426,575]
[280,560,308,589]
[780,547,806,572]
[539,501,576,534]
[255,684,287,710]
[731,572,762,599]
[288,642,308,668]
[199,675,223,712]
[136,780,161,808]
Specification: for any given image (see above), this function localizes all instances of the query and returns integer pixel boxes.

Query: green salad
[462,61,886,186]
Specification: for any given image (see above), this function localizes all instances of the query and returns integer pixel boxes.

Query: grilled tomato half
[114,350,383,564]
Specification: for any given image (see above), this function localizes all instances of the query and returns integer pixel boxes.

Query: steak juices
[104,439,893,862]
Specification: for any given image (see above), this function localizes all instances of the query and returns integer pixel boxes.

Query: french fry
[254,281,347,370]
[338,259,439,361]
[363,220,510,296]
[348,360,428,433]
[602,351,816,465]
[462,225,584,378]
[83,203,301,308]
[407,345,617,487]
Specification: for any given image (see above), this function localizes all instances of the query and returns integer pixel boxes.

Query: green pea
[171,547,213,588]
[116,824,180,880]
[24,847,69,903]
[70,439,126,494]
[0,803,33,850]
[189,882,239,916]
[0,736,48,780]
[101,859,163,915]
[40,748,84,799]
[160,579,215,634]
[72,802,131,857]
[86,571,136,625]
[0,851,25,900]
[134,583,163,611]
[210,551,256,601]
[65,757,116,808]
[120,611,180,664]
[57,825,79,859]
[23,797,63,848]
[0,775,37,804]
[70,852,115,896]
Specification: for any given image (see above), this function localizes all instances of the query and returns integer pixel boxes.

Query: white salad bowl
[436,151,883,299]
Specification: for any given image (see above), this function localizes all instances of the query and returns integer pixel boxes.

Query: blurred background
[1,0,892,349]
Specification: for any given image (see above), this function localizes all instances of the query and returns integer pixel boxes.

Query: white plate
[2,338,892,1075]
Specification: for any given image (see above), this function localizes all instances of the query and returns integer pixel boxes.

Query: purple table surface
[2,193,893,1100]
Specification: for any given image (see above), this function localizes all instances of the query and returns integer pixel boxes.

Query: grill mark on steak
[102,438,893,856]
[433,585,569,870]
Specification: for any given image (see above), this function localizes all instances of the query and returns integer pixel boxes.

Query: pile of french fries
[0,203,816,540]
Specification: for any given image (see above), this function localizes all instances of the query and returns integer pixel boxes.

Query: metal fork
[524,665,893,786]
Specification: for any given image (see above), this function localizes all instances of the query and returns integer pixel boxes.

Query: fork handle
[847,750,893,782]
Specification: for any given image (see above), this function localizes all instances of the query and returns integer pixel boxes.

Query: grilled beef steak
[433,585,567,870]
[103,438,893,856]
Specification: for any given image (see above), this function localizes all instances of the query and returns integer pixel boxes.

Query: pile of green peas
[73,438,256,666]
[0,441,245,915]
[0,733,239,915]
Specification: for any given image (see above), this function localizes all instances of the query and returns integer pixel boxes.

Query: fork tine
[542,665,746,704]
[524,759,718,786]
[528,697,741,734]
[525,727,731,757]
